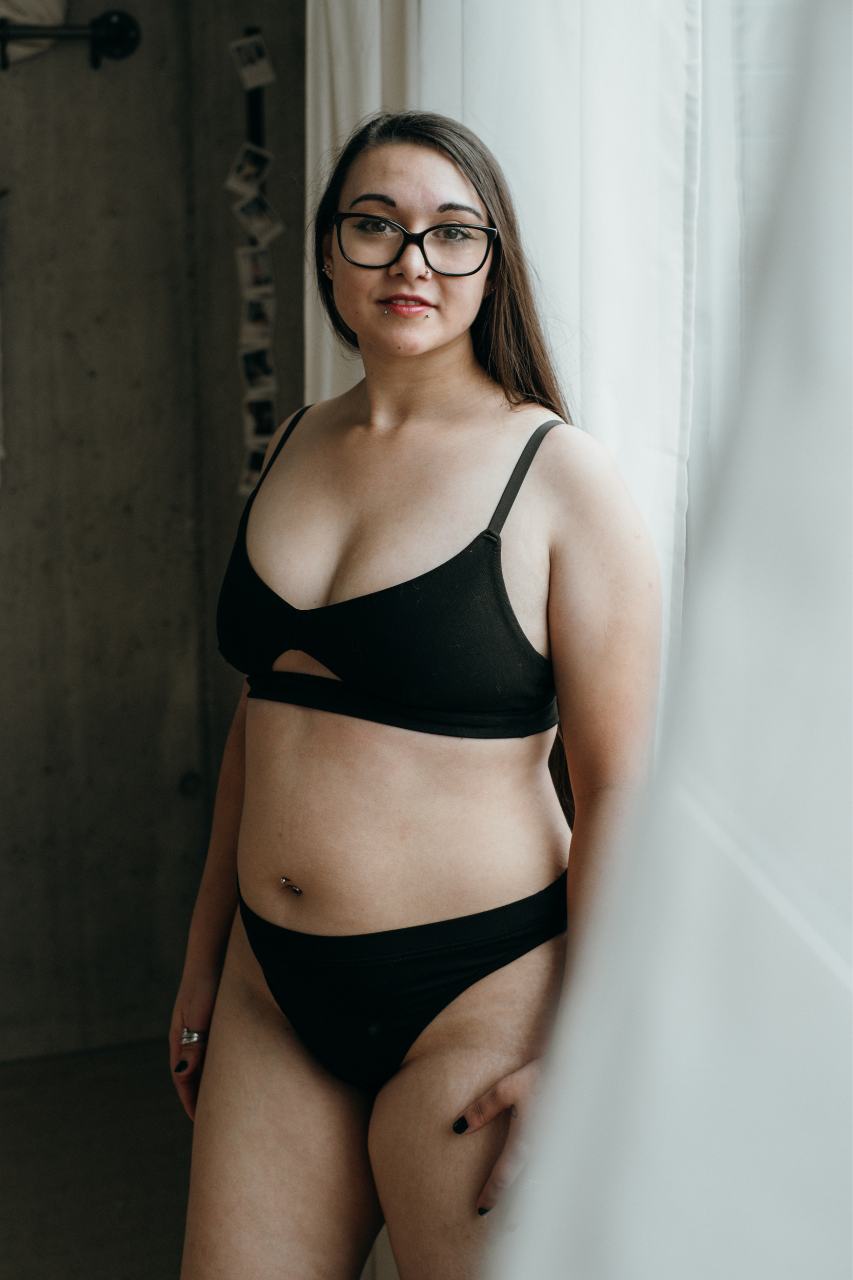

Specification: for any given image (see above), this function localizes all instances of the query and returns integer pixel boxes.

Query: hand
[169,969,220,1122]
[451,1058,543,1216]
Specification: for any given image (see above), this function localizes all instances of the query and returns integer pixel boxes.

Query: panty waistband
[237,867,568,963]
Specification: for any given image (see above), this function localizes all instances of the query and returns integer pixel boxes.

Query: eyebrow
[348,193,485,220]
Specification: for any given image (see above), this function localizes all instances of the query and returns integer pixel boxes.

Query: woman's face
[322,142,494,355]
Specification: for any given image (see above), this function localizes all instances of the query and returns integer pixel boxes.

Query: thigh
[180,908,385,1280]
[366,932,567,1280]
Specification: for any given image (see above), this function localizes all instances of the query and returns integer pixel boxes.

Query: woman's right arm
[183,679,248,976]
[170,681,247,1120]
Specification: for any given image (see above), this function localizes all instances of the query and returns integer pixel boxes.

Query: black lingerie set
[216,403,569,1090]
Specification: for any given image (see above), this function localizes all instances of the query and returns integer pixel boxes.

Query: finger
[175,1074,201,1122]
[171,1048,206,1120]
[169,1032,208,1118]
[451,1077,511,1134]
[171,1042,205,1080]
[476,1131,531,1215]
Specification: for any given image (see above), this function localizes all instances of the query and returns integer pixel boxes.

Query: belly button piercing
[280,875,303,895]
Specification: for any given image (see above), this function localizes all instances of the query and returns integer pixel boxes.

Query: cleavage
[245,473,481,614]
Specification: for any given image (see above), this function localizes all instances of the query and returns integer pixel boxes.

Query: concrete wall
[0,0,305,1060]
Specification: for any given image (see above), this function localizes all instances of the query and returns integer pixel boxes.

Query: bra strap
[256,403,314,486]
[485,419,563,537]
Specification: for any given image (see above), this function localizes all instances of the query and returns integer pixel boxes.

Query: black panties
[236,869,568,1091]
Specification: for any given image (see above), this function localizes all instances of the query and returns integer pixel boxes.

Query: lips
[380,295,434,305]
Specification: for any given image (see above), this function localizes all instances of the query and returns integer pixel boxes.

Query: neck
[349,335,504,435]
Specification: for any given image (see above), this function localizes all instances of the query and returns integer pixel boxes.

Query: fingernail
[174,1060,188,1073]
[452,1116,468,1133]
[478,1206,492,1215]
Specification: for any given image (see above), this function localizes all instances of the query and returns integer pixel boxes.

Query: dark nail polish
[452,1116,468,1133]
[478,1206,492,1216]
[174,1060,188,1073]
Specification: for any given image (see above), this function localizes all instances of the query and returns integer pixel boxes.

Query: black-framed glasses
[332,212,498,277]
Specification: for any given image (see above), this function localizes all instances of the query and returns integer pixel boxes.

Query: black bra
[216,404,564,738]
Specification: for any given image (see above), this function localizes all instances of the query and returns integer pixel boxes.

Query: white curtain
[305,4,852,1278]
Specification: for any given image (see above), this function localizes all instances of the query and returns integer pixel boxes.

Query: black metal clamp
[0,8,140,71]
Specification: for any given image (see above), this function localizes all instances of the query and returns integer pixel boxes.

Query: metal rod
[0,25,92,39]
[242,25,266,246]
[0,10,141,71]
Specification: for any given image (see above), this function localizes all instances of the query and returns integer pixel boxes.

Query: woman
[173,109,661,1279]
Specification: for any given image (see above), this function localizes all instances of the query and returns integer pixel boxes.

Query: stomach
[235,699,571,935]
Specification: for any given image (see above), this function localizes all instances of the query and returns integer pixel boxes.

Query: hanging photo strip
[239,294,276,346]
[228,33,276,90]
[235,245,275,298]
[231,191,284,248]
[239,344,276,396]
[243,390,277,450]
[225,142,274,197]
[228,30,280,496]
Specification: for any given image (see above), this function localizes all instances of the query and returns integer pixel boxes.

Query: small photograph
[229,33,276,90]
[239,344,276,394]
[243,393,278,449]
[236,245,274,298]
[239,295,276,345]
[232,192,284,248]
[238,446,267,497]
[225,142,274,197]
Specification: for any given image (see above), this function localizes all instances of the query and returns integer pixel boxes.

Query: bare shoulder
[538,424,654,560]
[257,398,333,467]
[260,405,306,464]
[539,419,619,495]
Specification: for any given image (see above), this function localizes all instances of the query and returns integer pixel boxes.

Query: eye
[435,224,475,241]
[354,217,393,234]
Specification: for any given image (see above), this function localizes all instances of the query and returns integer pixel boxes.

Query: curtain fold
[486,1,852,1274]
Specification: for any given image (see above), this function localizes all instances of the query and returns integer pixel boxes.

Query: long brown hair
[308,109,575,829]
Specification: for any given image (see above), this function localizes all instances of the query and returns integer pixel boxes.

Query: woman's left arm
[452,425,663,1215]
[546,425,663,977]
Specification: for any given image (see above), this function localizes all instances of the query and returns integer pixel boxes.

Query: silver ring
[180,1027,208,1046]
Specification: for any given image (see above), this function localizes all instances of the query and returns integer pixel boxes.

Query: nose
[394,238,431,275]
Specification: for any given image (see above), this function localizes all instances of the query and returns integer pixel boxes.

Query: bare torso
[235,385,573,934]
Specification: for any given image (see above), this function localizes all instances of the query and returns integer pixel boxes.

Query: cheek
[331,281,369,322]
[461,288,488,322]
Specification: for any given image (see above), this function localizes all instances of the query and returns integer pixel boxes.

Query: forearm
[183,691,247,975]
[563,783,643,982]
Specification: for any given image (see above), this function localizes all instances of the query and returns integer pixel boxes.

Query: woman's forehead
[342,144,481,213]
